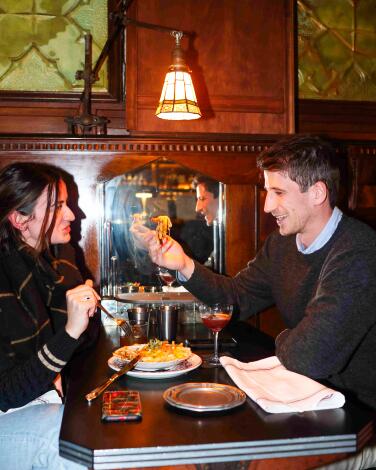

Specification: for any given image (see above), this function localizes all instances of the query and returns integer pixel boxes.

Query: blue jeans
[0,404,86,470]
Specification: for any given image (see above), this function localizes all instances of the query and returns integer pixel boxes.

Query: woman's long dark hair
[0,162,64,254]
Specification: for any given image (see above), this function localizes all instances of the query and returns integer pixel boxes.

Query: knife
[85,353,142,402]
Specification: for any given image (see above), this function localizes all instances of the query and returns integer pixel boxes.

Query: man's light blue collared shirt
[296,206,343,254]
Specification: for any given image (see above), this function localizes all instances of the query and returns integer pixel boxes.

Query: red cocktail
[201,313,231,332]
[156,266,175,287]
[199,304,233,366]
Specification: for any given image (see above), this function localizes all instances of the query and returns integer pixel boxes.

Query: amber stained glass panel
[298,0,376,101]
[0,0,108,92]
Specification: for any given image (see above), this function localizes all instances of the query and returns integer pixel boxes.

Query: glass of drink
[199,303,233,366]
[156,266,175,287]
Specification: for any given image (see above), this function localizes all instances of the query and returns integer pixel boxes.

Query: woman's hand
[65,280,100,339]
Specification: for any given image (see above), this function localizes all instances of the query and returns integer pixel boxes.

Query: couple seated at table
[1,134,375,470]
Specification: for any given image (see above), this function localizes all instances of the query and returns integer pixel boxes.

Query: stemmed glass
[156,266,175,287]
[199,303,233,367]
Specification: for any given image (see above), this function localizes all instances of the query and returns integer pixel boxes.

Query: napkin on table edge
[220,355,345,414]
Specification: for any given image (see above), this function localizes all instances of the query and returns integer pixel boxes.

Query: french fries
[150,215,172,243]
[113,339,191,363]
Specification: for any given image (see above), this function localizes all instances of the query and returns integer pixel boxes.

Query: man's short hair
[192,175,219,199]
[257,134,340,208]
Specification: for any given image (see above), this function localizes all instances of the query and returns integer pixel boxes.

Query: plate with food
[108,352,202,380]
[111,339,192,371]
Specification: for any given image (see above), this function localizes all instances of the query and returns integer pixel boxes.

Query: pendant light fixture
[156,31,201,120]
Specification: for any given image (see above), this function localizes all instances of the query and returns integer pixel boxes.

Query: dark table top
[59,322,375,469]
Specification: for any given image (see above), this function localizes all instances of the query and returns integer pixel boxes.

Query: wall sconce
[66,1,201,135]
[156,31,201,120]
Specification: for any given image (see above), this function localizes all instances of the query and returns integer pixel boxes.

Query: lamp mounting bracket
[66,0,194,135]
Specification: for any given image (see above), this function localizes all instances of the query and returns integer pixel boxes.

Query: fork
[97,302,134,338]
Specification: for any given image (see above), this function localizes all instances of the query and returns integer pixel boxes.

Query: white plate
[108,354,202,379]
[112,344,192,371]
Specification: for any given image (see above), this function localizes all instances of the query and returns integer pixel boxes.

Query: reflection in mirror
[99,160,224,296]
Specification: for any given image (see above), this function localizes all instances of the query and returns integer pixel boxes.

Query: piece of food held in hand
[151,215,172,243]
[113,339,191,363]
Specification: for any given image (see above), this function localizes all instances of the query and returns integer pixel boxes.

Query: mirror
[99,160,225,296]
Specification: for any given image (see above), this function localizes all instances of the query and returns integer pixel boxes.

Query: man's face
[263,170,319,245]
[195,183,219,226]
[22,180,75,248]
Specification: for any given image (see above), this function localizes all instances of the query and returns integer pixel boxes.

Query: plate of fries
[112,339,192,371]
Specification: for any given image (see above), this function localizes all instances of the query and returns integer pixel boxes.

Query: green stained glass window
[0,0,108,92]
[298,0,376,101]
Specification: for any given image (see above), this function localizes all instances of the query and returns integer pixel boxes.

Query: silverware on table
[85,353,143,402]
[97,302,134,338]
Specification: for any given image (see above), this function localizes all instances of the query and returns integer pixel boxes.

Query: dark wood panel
[0,102,125,135]
[347,145,376,230]
[225,184,255,277]
[298,99,376,140]
[126,0,295,134]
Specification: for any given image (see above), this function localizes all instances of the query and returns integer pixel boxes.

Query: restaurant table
[59,322,375,469]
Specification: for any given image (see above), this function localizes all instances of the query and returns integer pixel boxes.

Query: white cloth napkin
[220,356,345,413]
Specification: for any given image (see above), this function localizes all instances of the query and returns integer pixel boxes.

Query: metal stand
[65,0,192,135]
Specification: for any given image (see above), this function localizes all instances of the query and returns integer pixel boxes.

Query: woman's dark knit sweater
[0,244,97,412]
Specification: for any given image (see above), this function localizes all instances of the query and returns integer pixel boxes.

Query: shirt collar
[296,206,343,254]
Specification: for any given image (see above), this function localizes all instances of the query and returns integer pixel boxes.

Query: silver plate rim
[163,382,246,412]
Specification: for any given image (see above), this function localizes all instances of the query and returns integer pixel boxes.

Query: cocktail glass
[156,266,175,287]
[199,303,233,366]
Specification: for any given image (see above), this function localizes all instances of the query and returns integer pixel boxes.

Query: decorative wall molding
[0,135,277,155]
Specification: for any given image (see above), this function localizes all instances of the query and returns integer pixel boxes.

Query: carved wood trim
[347,145,376,157]
[0,135,275,155]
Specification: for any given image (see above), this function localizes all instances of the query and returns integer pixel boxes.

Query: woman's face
[22,180,75,248]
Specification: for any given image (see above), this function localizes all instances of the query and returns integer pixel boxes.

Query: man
[189,175,220,269]
[192,175,220,226]
[131,134,376,411]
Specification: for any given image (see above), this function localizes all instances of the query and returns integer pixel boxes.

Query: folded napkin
[220,356,345,413]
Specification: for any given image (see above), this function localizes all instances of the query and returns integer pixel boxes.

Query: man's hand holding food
[130,220,194,280]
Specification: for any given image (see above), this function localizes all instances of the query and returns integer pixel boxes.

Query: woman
[0,162,99,469]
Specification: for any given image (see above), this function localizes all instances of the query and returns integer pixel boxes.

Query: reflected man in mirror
[131,135,376,430]
[191,175,220,270]
[192,175,219,227]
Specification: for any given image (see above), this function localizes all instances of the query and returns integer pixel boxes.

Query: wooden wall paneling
[298,100,376,141]
[225,184,256,277]
[126,0,295,134]
[347,144,376,230]
[0,101,126,135]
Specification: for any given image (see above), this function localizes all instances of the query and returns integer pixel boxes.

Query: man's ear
[8,211,28,231]
[309,181,327,206]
